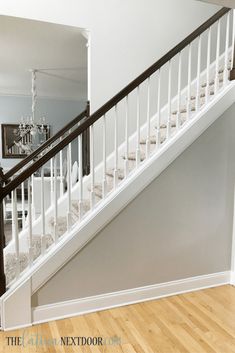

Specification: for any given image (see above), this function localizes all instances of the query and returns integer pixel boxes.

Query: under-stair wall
[32,102,235,307]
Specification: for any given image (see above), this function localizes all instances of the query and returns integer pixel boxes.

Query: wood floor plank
[1,285,235,353]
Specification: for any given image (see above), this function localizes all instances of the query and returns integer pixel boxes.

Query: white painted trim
[231,272,235,285]
[32,271,231,326]
[230,181,235,286]
[1,278,32,331]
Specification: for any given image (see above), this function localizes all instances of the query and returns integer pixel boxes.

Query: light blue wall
[0,95,86,169]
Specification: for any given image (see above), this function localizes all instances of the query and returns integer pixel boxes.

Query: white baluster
[215,19,221,94]
[102,115,107,198]
[124,96,129,178]
[224,12,230,85]
[59,138,64,197]
[186,43,192,121]
[177,52,182,130]
[78,134,84,219]
[67,147,72,230]
[27,178,33,266]
[114,105,118,188]
[136,86,141,166]
[146,77,151,158]
[206,27,211,104]
[40,166,46,255]
[12,189,20,277]
[231,10,235,73]
[21,182,25,228]
[31,173,35,220]
[54,156,58,242]
[196,35,202,112]
[50,158,53,205]
[167,60,172,138]
[156,69,161,147]
[90,124,95,208]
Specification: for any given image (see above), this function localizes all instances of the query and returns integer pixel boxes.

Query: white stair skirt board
[1,278,32,331]
[32,271,231,326]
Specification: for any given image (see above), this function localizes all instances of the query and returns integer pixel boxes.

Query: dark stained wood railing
[0,7,232,296]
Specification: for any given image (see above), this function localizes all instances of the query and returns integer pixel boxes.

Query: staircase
[0,7,235,330]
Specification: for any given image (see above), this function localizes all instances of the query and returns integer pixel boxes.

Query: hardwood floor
[1,285,235,352]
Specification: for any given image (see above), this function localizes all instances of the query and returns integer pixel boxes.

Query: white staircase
[0,7,235,330]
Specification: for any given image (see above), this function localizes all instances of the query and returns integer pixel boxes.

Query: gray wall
[0,95,86,169]
[32,103,235,307]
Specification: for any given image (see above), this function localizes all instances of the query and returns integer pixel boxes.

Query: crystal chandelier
[18,69,49,154]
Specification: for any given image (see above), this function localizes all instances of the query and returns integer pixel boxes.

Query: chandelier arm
[31,69,37,123]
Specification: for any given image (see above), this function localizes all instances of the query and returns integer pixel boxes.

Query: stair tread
[5,233,53,286]
[201,77,223,88]
[106,168,125,180]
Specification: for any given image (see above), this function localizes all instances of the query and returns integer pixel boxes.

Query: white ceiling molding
[197,0,235,8]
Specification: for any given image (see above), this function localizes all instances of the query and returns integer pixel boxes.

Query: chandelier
[17,69,49,154]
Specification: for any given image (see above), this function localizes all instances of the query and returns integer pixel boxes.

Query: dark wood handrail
[0,7,230,198]
[1,102,89,182]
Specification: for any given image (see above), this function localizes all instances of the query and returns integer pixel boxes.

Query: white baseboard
[32,271,231,326]
[230,271,235,285]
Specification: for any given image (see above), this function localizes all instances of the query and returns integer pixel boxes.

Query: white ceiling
[197,0,235,8]
[0,15,87,101]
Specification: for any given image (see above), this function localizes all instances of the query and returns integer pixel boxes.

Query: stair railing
[0,7,234,295]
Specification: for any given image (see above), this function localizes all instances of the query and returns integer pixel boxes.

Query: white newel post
[231,182,235,285]
[230,9,235,81]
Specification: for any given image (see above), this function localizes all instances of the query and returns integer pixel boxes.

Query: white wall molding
[32,271,231,326]
[230,272,235,285]
[230,181,235,286]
